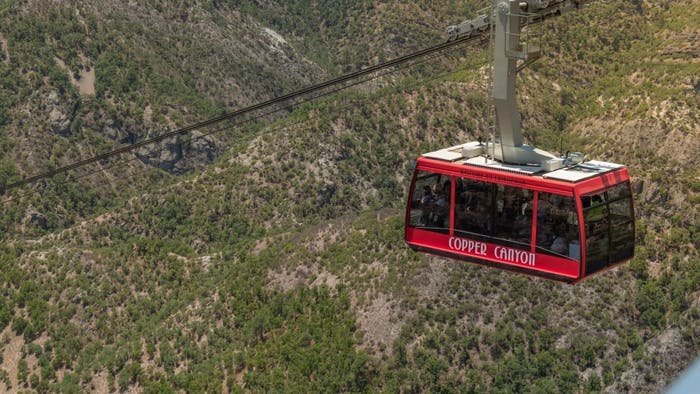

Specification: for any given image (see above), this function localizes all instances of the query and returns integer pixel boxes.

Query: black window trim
[581,182,634,274]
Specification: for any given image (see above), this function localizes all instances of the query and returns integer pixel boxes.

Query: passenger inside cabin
[536,193,580,259]
[421,185,432,205]
[410,171,453,231]
[513,209,531,238]
[433,190,449,226]
[441,179,451,196]
[420,185,433,226]
[474,202,490,232]
[550,224,569,255]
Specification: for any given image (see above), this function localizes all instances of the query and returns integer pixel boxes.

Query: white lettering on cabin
[494,246,536,266]
[448,237,536,267]
[448,237,487,256]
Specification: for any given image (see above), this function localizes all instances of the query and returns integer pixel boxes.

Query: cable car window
[609,199,632,220]
[408,171,450,233]
[583,194,609,272]
[608,185,634,264]
[607,182,631,201]
[536,193,580,260]
[455,178,493,240]
[610,221,634,262]
[583,181,634,275]
[493,185,532,248]
[581,192,606,209]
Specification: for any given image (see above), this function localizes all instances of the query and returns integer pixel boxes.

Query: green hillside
[0,0,697,392]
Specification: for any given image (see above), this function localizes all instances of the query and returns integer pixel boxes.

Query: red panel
[573,187,587,279]
[449,177,456,236]
[530,192,539,253]
[406,227,581,280]
[574,168,630,196]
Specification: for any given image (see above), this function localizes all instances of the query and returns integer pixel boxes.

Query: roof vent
[567,152,584,164]
[543,158,565,172]
[462,143,484,159]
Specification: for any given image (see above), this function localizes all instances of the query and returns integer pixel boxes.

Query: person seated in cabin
[467,199,482,232]
[455,187,475,233]
[420,185,433,226]
[513,212,531,242]
[433,190,449,227]
[431,180,440,195]
[430,179,447,198]
[537,222,554,248]
[496,197,505,217]
[551,197,570,218]
[520,200,530,216]
[435,190,448,208]
[421,185,433,205]
[441,179,451,196]
[550,236,568,255]
[550,236,567,255]
[473,202,490,232]
[549,224,572,256]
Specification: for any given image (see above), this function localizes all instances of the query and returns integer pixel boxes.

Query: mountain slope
[0,0,697,392]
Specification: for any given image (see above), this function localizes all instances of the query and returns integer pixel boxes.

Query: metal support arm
[447,0,593,166]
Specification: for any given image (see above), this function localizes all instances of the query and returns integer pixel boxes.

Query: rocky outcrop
[24,209,48,230]
[135,135,183,173]
[99,118,121,141]
[187,130,218,166]
[46,91,75,136]
[134,130,219,174]
[95,117,136,144]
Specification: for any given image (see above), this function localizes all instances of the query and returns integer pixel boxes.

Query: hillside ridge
[0,0,697,392]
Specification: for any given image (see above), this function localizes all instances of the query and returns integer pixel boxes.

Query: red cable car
[406,2,635,283]
[405,144,635,283]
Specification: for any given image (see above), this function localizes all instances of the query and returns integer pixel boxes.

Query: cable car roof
[421,142,625,183]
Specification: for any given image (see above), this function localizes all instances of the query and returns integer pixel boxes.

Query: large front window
[536,193,580,260]
[493,185,533,248]
[454,178,492,238]
[454,179,532,250]
[582,182,634,274]
[408,171,450,233]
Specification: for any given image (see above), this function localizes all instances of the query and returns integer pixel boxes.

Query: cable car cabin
[405,143,635,284]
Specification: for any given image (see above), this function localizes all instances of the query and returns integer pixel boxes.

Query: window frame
[453,177,535,251]
[534,191,582,261]
[407,170,451,234]
[581,181,635,275]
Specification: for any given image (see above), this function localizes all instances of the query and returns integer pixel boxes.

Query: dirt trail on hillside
[54,56,96,95]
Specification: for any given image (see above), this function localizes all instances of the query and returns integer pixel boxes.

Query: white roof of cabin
[543,160,624,182]
[421,143,624,183]
[461,156,542,175]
